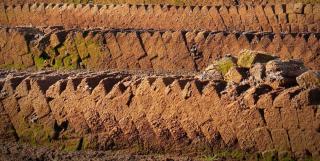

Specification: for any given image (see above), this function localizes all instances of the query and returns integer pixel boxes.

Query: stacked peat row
[1,3,319,32]
[0,27,319,71]
[0,52,319,159]
[1,0,320,6]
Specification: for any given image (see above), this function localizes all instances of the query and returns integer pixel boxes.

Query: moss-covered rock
[237,50,276,68]
[213,56,237,75]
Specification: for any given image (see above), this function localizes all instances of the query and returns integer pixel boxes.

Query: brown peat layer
[0,52,319,160]
[1,0,320,6]
[0,27,319,71]
[0,3,319,32]
[0,0,319,160]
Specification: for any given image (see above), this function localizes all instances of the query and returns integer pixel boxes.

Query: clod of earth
[224,67,247,84]
[297,70,320,89]
[212,56,237,75]
[237,50,276,68]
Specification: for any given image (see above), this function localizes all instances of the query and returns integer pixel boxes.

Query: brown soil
[0,27,319,71]
[0,0,319,160]
[0,3,319,32]
[1,0,320,6]
[0,141,197,161]
[0,68,319,160]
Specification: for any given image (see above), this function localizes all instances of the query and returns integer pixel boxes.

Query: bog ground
[0,0,319,161]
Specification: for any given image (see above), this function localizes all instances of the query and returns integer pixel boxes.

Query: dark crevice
[214,81,227,95]
[146,77,156,86]
[77,137,84,151]
[316,124,320,133]
[233,0,240,5]
[308,88,320,105]
[285,129,293,151]
[303,33,310,42]
[177,80,189,89]
[162,77,175,86]
[245,33,255,43]
[69,78,83,91]
[47,97,54,103]
[59,80,67,94]
[36,77,61,93]
[282,4,286,13]
[39,52,50,60]
[7,77,27,91]
[101,78,121,94]
[85,77,105,92]
[253,85,273,104]
[136,32,148,59]
[118,83,127,93]
[195,80,209,94]
[288,89,303,100]
[258,108,266,124]
[236,84,251,95]
[126,93,134,106]
[52,120,68,140]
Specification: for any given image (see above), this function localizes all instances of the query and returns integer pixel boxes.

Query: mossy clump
[55,33,81,69]
[213,56,237,75]
[18,123,54,146]
[81,32,109,69]
[34,55,49,69]
[237,50,276,68]
[203,150,247,161]
[74,33,88,59]
[63,54,80,69]
[61,138,83,152]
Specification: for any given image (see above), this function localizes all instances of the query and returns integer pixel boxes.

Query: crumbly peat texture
[0,3,319,32]
[0,61,319,160]
[0,27,319,71]
[0,0,319,160]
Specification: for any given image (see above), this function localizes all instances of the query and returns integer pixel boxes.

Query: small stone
[297,70,320,89]
[224,67,247,83]
[265,59,308,88]
[293,3,304,14]
[213,56,237,75]
[266,59,308,78]
[196,69,223,81]
[250,63,266,82]
[237,50,276,68]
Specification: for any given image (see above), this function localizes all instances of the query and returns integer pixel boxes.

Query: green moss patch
[237,50,276,68]
[213,56,237,75]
